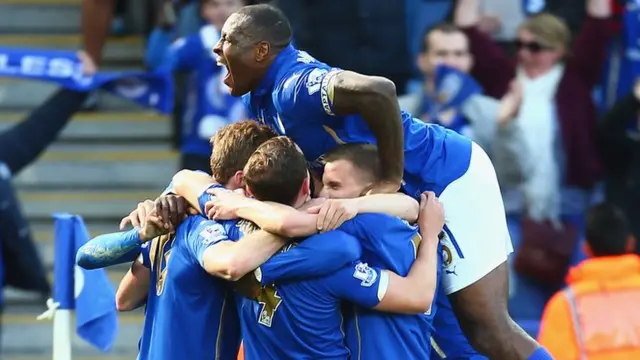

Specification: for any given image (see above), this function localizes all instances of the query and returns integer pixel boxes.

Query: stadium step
[14,143,178,189]
[0,35,145,65]
[18,189,162,221]
[0,79,147,111]
[2,308,143,356]
[0,111,171,141]
[0,4,80,34]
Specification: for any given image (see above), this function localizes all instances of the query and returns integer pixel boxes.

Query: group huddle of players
[76,3,555,360]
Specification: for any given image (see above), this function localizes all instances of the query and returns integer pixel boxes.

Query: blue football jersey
[260,214,440,359]
[242,45,491,359]
[238,232,388,360]
[138,216,241,360]
[137,234,174,360]
[242,44,472,198]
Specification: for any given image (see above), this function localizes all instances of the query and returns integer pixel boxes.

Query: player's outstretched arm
[310,194,419,232]
[329,71,404,190]
[206,189,419,236]
[76,229,144,269]
[115,256,150,312]
[195,222,287,281]
[79,202,172,269]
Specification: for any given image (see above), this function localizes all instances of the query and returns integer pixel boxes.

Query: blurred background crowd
[0,0,639,359]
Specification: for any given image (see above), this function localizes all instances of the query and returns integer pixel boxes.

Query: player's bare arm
[328,71,404,190]
[449,263,540,359]
[205,188,419,236]
[373,192,443,313]
[81,0,115,65]
[171,169,219,212]
[115,256,150,312]
[201,226,287,281]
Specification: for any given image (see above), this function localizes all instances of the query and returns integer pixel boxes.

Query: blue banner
[0,47,174,113]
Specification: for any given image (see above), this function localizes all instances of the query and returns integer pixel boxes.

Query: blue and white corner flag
[39,213,118,359]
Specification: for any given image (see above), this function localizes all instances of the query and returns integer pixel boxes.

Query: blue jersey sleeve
[276,66,342,122]
[324,262,385,308]
[197,183,226,214]
[258,230,362,285]
[184,218,232,268]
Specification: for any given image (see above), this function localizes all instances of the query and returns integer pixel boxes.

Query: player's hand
[204,189,247,220]
[417,191,445,241]
[154,194,190,232]
[77,50,97,76]
[120,199,155,230]
[366,180,401,195]
[138,208,169,242]
[306,198,357,232]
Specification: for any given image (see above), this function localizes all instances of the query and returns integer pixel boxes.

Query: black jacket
[598,93,640,247]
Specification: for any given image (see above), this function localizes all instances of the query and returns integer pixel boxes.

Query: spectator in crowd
[272,0,413,93]
[537,203,640,359]
[454,0,614,318]
[597,79,640,249]
[145,0,246,173]
[399,23,532,199]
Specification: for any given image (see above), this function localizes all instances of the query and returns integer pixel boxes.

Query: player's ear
[301,175,311,198]
[233,170,245,187]
[255,41,270,63]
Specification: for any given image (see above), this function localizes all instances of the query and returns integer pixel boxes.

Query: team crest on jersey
[442,244,453,268]
[306,68,327,95]
[352,263,378,287]
[198,223,227,245]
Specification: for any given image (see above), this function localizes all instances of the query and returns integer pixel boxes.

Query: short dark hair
[235,4,292,51]
[323,143,381,183]
[243,136,307,205]
[585,203,632,256]
[210,120,277,184]
[420,22,462,53]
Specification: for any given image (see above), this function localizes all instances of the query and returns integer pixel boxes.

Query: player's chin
[228,83,250,97]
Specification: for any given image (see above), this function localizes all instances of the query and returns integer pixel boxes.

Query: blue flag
[0,47,174,114]
[433,64,482,113]
[53,213,118,352]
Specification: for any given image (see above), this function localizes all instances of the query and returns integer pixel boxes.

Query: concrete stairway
[0,0,177,358]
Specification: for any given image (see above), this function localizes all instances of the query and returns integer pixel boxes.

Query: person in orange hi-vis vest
[538,203,640,360]
[237,342,245,360]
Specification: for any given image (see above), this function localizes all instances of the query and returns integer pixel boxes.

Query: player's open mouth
[217,58,232,87]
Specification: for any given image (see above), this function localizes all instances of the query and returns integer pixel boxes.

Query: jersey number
[256,285,282,327]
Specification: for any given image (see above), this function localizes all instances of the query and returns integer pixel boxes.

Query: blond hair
[519,13,570,52]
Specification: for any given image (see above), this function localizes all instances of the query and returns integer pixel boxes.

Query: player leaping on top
[212,4,551,360]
